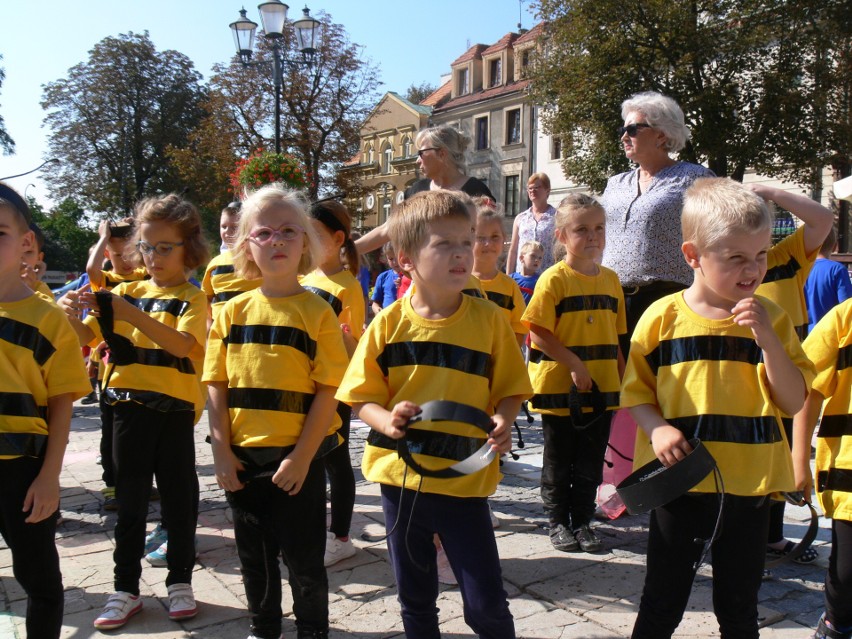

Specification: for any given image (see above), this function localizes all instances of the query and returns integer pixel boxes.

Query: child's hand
[80,291,134,322]
[570,361,593,391]
[86,358,98,378]
[793,458,813,503]
[384,401,420,439]
[20,262,39,289]
[272,455,309,495]
[57,290,83,320]
[745,183,777,203]
[98,219,112,240]
[212,446,245,493]
[487,414,512,454]
[732,297,778,350]
[650,424,692,468]
[23,472,59,523]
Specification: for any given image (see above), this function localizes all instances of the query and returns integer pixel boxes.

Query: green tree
[29,197,97,272]
[41,32,207,215]
[404,82,438,105]
[529,0,851,193]
[0,57,14,154]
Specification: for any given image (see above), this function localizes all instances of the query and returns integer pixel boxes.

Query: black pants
[767,417,794,544]
[0,457,63,639]
[620,281,688,357]
[227,459,328,639]
[323,404,355,538]
[112,403,199,594]
[826,518,852,630]
[541,412,612,529]
[632,493,770,639]
[380,485,514,639]
[99,394,115,488]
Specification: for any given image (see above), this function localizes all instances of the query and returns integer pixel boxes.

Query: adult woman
[354,125,495,254]
[601,91,714,351]
[506,173,557,275]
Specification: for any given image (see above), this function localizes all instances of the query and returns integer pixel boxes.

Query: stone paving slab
[0,400,829,637]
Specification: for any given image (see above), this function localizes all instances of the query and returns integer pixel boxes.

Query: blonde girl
[63,194,209,630]
[203,184,348,639]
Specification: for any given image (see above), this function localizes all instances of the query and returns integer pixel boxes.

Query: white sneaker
[167,583,197,620]
[93,591,142,629]
[488,502,501,529]
[247,635,284,639]
[436,545,457,585]
[324,532,356,567]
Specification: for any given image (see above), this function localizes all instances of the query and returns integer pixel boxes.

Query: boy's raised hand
[731,297,779,350]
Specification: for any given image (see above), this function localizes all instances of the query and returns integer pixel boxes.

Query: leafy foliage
[529,0,851,192]
[41,32,207,215]
[29,197,97,272]
[0,57,14,154]
[404,82,438,105]
[230,150,309,193]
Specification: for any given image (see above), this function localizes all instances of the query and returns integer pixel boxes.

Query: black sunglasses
[617,123,652,137]
[416,147,440,158]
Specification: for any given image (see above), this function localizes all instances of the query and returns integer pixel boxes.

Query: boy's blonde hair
[388,191,474,258]
[520,240,544,256]
[682,178,774,250]
[131,194,209,270]
[232,184,323,280]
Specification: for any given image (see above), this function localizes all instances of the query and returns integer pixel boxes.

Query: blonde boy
[336,191,531,639]
[622,178,814,638]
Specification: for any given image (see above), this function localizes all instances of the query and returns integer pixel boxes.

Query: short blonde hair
[389,191,474,258]
[520,239,544,256]
[527,173,551,190]
[415,126,470,172]
[682,178,773,250]
[232,184,323,279]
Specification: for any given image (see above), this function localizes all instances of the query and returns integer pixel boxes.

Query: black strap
[616,438,717,514]
[0,432,48,458]
[567,381,608,429]
[764,492,820,568]
[94,291,137,366]
[397,400,495,479]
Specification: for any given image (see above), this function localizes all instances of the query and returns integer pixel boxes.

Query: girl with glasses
[204,184,348,639]
[62,194,210,630]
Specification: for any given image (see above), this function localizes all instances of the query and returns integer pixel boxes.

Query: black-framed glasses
[136,241,184,257]
[416,147,440,158]
[617,123,652,137]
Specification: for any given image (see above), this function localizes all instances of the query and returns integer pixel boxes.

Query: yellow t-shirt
[0,294,91,457]
[336,294,533,498]
[83,280,207,418]
[522,262,626,416]
[202,289,348,448]
[621,292,815,496]
[33,280,54,301]
[101,267,148,290]
[479,271,528,336]
[757,227,817,340]
[300,269,366,340]
[201,251,262,324]
[802,298,852,521]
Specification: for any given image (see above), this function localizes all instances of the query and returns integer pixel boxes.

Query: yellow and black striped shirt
[201,251,262,325]
[300,269,366,341]
[479,271,528,337]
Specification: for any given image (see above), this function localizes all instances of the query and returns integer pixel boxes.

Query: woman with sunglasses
[601,91,715,353]
[354,125,495,255]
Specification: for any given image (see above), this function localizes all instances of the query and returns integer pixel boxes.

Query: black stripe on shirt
[556,295,619,317]
[213,291,244,304]
[817,468,852,494]
[224,325,316,359]
[228,387,314,415]
[645,336,762,374]
[303,286,343,316]
[529,344,618,364]
[838,344,852,371]
[463,288,484,299]
[485,291,514,310]
[123,296,190,317]
[212,265,235,276]
[531,391,620,410]
[132,347,196,375]
[668,414,783,444]
[367,429,484,462]
[0,317,56,366]
[377,341,491,379]
[763,257,801,284]
[0,392,48,421]
[795,324,808,341]
[817,414,852,438]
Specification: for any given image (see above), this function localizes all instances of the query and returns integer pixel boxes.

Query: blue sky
[0,0,539,207]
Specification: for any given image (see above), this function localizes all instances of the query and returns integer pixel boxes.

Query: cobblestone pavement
[0,399,829,638]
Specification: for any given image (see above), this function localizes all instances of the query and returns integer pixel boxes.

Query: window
[475,116,489,151]
[402,137,412,158]
[489,58,502,87]
[364,144,373,165]
[379,183,393,224]
[551,136,562,160]
[522,50,530,68]
[505,108,521,145]
[456,68,469,95]
[382,145,393,174]
[505,175,520,216]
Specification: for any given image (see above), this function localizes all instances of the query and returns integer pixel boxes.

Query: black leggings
[826,518,852,630]
[323,404,355,538]
[767,417,794,544]
[632,493,770,639]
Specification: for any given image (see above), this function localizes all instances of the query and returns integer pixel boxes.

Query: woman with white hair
[601,91,714,352]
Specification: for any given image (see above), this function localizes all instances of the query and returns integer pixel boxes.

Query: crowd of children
[0,167,850,639]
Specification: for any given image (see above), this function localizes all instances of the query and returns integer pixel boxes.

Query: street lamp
[229,2,321,154]
[0,158,60,181]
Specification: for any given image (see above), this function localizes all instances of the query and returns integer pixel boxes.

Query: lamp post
[229,2,321,154]
[0,158,60,181]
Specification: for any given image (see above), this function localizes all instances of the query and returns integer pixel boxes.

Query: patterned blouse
[513,205,557,273]
[601,162,714,288]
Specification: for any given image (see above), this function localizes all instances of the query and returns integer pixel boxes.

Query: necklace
[582,265,601,324]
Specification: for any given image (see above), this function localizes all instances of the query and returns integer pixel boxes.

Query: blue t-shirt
[357,265,371,297]
[805,257,852,333]
[371,269,399,309]
[511,272,540,304]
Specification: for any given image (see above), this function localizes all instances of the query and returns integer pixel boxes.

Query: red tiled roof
[451,44,488,66]
[515,22,545,46]
[435,79,530,112]
[419,80,452,108]
[482,33,518,56]
[343,150,361,167]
